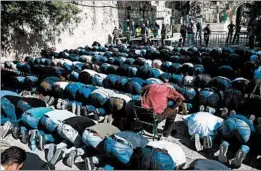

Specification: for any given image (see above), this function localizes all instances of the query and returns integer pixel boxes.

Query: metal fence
[167,31,250,47]
[130,31,250,47]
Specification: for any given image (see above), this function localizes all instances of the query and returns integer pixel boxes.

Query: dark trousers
[204,37,209,47]
[156,107,178,137]
[181,34,186,46]
[226,32,233,44]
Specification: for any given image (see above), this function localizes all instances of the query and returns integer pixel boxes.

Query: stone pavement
[1,114,259,170]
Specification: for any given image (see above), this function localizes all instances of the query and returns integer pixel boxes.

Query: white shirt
[145,59,152,67]
[146,140,186,166]
[183,63,194,68]
[80,55,93,63]
[81,69,98,77]
[183,76,194,85]
[53,82,69,90]
[152,59,162,67]
[183,112,223,137]
[111,93,132,103]
[91,88,116,99]
[1,165,5,170]
[44,110,76,124]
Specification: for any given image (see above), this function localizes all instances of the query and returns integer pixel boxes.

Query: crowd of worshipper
[1,42,261,170]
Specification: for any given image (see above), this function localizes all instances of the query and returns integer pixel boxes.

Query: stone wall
[2,1,119,60]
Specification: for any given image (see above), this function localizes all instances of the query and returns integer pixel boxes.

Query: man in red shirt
[141,83,185,137]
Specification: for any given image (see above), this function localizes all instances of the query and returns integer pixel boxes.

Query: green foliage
[1,1,82,55]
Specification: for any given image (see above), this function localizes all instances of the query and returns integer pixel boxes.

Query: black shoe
[65,150,77,167]
[50,148,64,165]
[231,149,246,169]
[12,126,20,139]
[0,121,13,138]
[85,157,95,170]
[21,130,29,144]
[81,106,89,117]
[93,110,99,121]
[218,144,228,163]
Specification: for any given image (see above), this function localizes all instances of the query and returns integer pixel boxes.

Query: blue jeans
[82,129,103,148]
[90,93,108,107]
[103,75,120,89]
[64,82,85,100]
[188,33,195,46]
[222,117,251,144]
[211,77,231,91]
[140,146,175,170]
[169,63,182,73]
[0,90,21,98]
[116,77,129,91]
[170,74,183,86]
[149,68,161,78]
[39,116,59,132]
[199,88,220,108]
[70,71,80,81]
[104,136,134,164]
[92,74,105,87]
[126,78,144,95]
[76,85,96,103]
[1,97,17,121]
[85,105,106,116]
[194,65,204,75]
[114,131,148,149]
[21,107,53,129]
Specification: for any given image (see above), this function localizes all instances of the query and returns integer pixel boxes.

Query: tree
[1,1,82,57]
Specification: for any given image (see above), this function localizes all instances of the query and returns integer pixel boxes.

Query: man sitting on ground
[141,83,185,138]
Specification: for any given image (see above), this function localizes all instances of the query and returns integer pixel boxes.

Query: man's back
[141,84,184,114]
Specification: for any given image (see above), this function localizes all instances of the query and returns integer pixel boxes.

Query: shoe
[71,102,77,114]
[93,110,99,121]
[107,115,113,124]
[218,144,228,163]
[203,136,212,149]
[81,106,89,117]
[257,117,261,125]
[206,106,216,114]
[85,157,95,170]
[50,148,64,165]
[0,121,13,138]
[21,130,29,144]
[249,115,255,124]
[194,134,203,151]
[76,105,81,116]
[47,96,55,106]
[221,108,228,118]
[231,149,246,169]
[103,115,109,123]
[46,144,56,162]
[199,105,205,112]
[229,110,236,116]
[38,134,46,151]
[65,150,77,167]
[29,130,38,151]
[12,126,20,139]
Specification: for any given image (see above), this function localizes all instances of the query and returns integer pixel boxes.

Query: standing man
[126,27,132,44]
[196,21,202,46]
[248,19,256,49]
[141,23,148,45]
[180,22,187,47]
[187,21,195,46]
[204,24,211,47]
[233,23,241,44]
[226,21,235,45]
[161,24,166,47]
[141,83,185,138]
[112,27,120,45]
